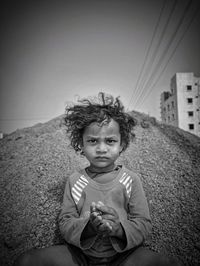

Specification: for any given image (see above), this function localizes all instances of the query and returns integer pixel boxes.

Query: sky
[0,0,200,133]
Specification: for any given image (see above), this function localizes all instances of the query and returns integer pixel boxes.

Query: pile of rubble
[0,114,199,265]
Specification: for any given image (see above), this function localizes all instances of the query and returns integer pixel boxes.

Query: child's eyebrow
[86,135,119,139]
[105,136,119,139]
[84,135,98,139]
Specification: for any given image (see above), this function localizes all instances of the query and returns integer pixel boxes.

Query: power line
[135,0,194,109]
[133,0,178,108]
[135,0,193,109]
[137,2,200,110]
[127,0,167,109]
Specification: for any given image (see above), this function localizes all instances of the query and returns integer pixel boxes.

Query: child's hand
[89,202,112,235]
[95,203,124,238]
[90,201,103,214]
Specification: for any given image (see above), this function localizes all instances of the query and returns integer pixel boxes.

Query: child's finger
[105,221,112,231]
[101,214,116,222]
[97,201,104,207]
[98,221,112,232]
[90,202,96,213]
[90,211,101,220]
[95,204,114,215]
[98,223,109,232]
[90,212,102,225]
[90,202,103,216]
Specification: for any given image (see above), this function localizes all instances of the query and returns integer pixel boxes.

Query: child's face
[82,119,123,171]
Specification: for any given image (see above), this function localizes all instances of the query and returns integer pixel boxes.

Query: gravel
[0,113,200,266]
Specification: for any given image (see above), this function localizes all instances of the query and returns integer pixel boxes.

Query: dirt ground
[0,113,200,266]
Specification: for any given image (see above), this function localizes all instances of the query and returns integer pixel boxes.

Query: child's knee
[166,257,183,266]
[13,252,33,266]
[123,247,183,266]
[152,254,183,266]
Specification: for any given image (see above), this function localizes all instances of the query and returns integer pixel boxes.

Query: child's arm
[94,174,152,252]
[81,205,105,238]
[94,203,127,249]
[96,204,125,238]
[112,174,152,252]
[81,202,112,240]
[58,178,95,249]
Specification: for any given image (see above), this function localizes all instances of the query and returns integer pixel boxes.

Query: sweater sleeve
[58,177,95,249]
[110,173,152,252]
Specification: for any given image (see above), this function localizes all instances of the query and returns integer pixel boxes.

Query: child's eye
[106,139,117,144]
[88,139,97,144]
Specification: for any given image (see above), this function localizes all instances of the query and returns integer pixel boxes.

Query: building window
[188,124,194,130]
[171,101,174,109]
[172,114,175,120]
[168,116,170,122]
[187,98,193,104]
[163,107,166,112]
[167,104,170,111]
[188,111,194,117]
[187,85,192,91]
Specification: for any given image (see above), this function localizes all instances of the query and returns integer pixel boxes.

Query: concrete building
[160,73,200,137]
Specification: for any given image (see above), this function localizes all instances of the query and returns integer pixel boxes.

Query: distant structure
[160,73,200,137]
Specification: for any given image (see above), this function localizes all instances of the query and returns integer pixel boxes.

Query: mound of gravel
[0,113,200,266]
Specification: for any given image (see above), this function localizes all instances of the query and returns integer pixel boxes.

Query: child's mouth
[95,156,109,161]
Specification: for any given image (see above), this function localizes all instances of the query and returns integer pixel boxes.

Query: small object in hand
[91,201,104,216]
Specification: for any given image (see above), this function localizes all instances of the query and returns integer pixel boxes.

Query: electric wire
[137,2,200,109]
[127,0,167,109]
[134,0,193,109]
[132,0,178,108]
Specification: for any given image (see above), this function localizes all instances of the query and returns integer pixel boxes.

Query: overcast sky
[0,0,200,133]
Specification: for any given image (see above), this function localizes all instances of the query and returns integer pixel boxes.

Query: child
[14,92,181,266]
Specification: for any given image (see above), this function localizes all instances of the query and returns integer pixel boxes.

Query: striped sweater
[59,165,152,257]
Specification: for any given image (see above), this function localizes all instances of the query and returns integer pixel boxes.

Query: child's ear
[80,145,85,156]
[80,141,85,155]
[80,150,85,156]
[119,142,125,153]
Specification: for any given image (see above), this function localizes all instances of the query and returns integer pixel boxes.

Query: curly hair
[64,92,136,153]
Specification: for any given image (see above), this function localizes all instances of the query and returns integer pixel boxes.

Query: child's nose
[96,142,107,153]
